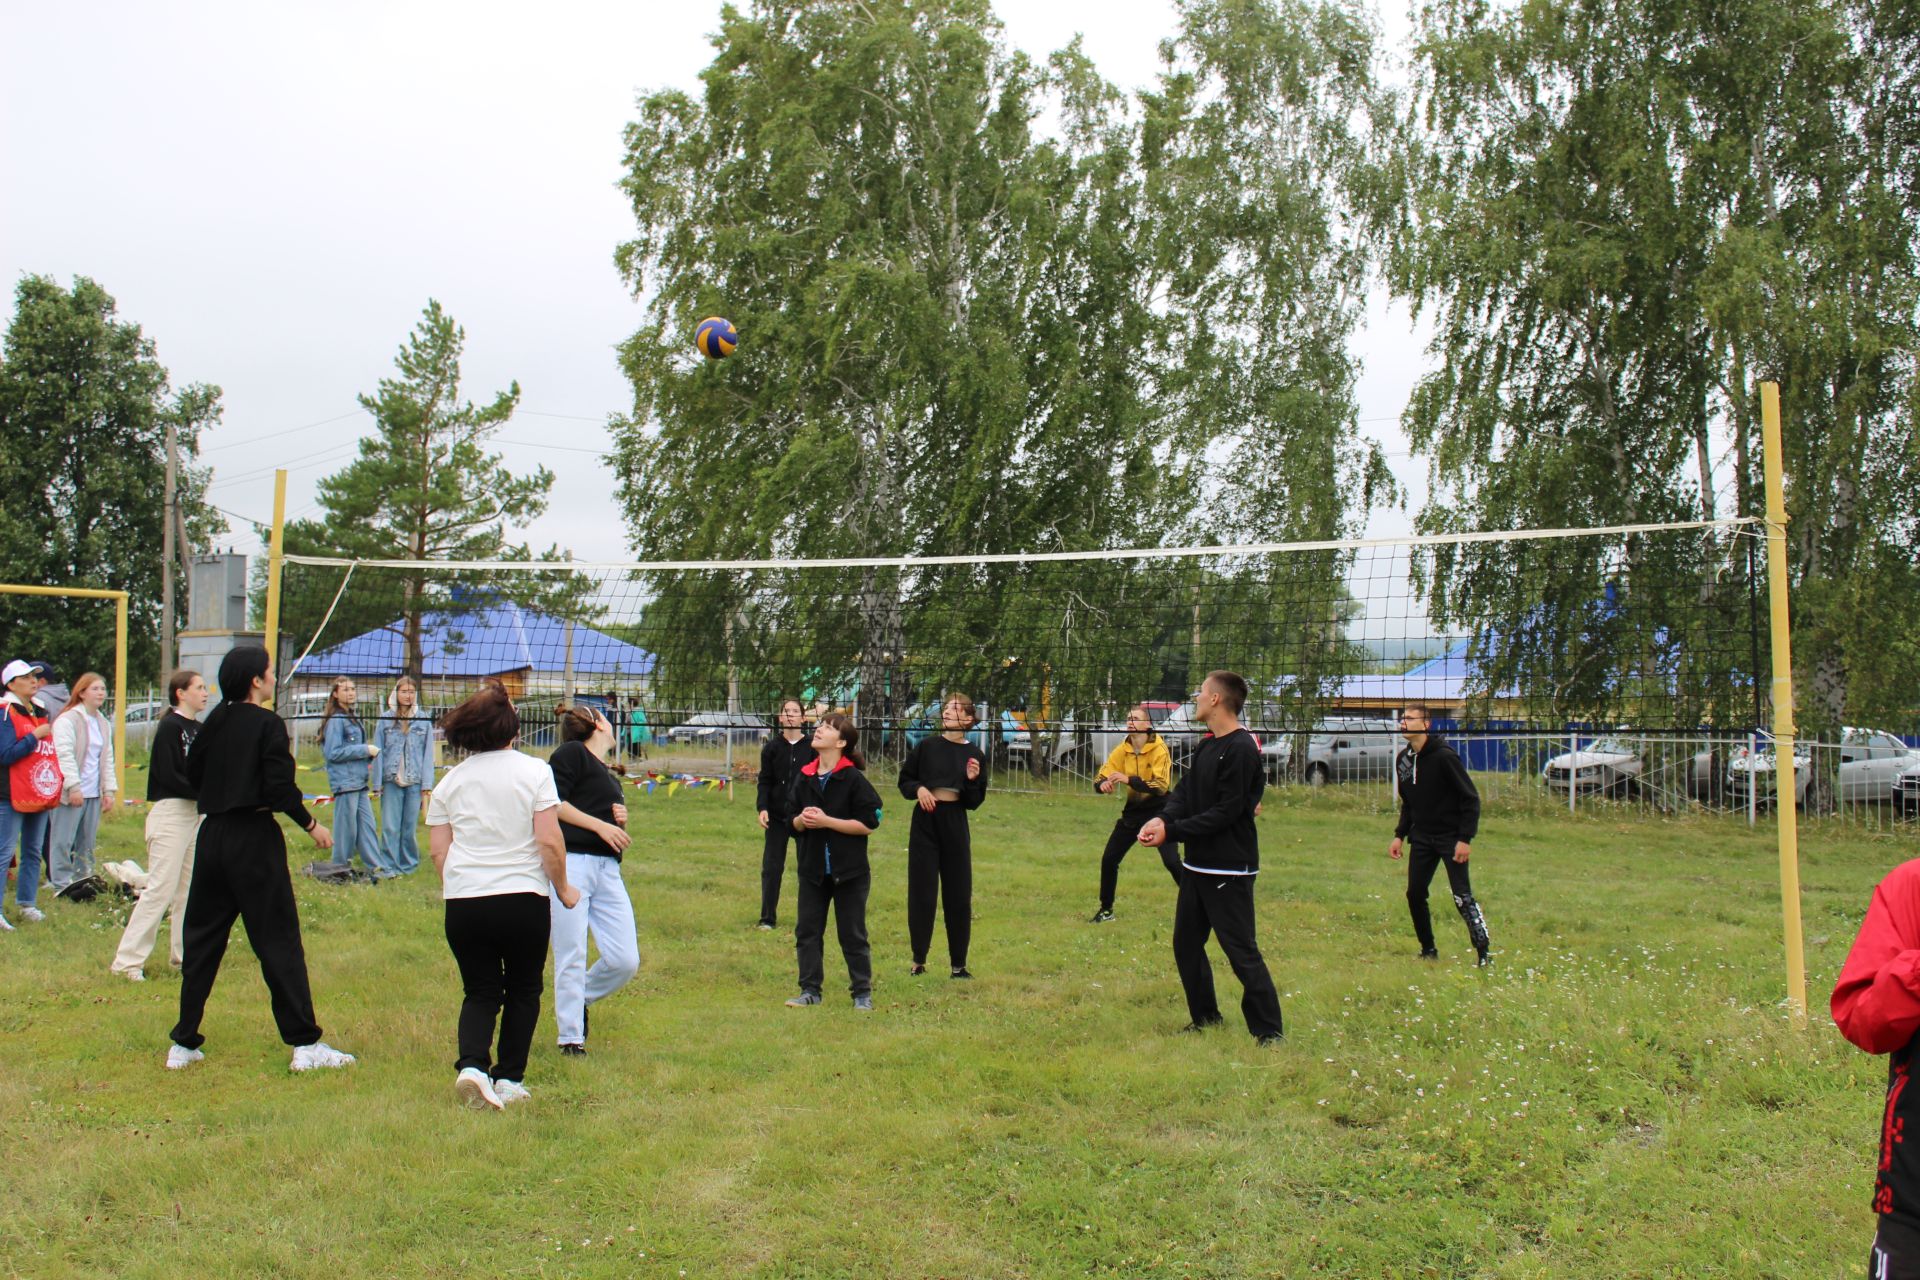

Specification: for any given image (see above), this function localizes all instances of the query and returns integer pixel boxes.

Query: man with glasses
[1388,704,1491,966]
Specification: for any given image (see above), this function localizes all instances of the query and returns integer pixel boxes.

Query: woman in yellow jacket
[1090,705,1179,922]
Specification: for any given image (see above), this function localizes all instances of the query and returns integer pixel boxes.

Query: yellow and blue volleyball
[694,316,738,359]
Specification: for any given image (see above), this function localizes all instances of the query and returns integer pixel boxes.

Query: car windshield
[1585,739,1632,755]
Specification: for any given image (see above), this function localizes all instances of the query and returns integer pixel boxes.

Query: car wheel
[1305,763,1329,788]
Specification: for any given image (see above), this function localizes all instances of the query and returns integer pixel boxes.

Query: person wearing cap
[0,659,57,925]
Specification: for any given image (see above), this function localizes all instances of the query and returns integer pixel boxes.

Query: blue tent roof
[1332,639,1517,705]
[297,602,654,680]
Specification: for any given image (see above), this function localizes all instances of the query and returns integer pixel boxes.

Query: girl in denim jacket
[373,676,433,875]
[320,677,387,877]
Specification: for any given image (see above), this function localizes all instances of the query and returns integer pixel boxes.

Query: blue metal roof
[297,602,655,679]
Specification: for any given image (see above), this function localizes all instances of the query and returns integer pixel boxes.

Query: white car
[1727,727,1919,810]
[1542,738,1644,796]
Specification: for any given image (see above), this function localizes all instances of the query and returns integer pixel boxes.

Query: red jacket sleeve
[1832,859,1920,1055]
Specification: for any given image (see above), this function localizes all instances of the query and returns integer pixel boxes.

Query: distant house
[1326,639,1523,720]
[291,601,655,704]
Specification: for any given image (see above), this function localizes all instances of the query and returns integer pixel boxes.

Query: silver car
[1543,738,1644,796]
[1728,727,1919,810]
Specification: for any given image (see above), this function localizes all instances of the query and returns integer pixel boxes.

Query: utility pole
[160,418,179,688]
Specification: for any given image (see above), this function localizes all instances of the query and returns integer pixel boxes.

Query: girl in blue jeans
[373,676,433,875]
[320,677,386,877]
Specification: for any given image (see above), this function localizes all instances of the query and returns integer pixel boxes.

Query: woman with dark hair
[427,684,578,1110]
[548,704,638,1056]
[784,713,883,1011]
[897,693,987,978]
[168,647,354,1072]
[1089,704,1180,922]
[320,676,386,879]
[111,668,209,980]
[754,696,814,930]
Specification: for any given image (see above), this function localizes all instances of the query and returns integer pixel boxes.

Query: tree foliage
[612,0,1389,740]
[0,275,224,682]
[1380,0,1920,730]
[268,301,579,680]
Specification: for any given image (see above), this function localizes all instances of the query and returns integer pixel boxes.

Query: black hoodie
[1393,734,1480,843]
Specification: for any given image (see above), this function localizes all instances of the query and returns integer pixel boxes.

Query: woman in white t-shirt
[427,685,579,1111]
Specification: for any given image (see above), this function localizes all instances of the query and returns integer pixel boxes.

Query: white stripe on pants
[112,798,200,973]
[550,853,640,1045]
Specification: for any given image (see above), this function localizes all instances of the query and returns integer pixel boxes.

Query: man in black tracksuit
[1389,704,1491,966]
[1139,671,1284,1044]
[755,698,816,929]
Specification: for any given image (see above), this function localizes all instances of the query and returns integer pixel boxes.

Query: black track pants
[1406,836,1490,953]
[907,802,972,968]
[1171,870,1283,1040]
[445,891,550,1082]
[171,812,323,1050]
[1097,806,1181,910]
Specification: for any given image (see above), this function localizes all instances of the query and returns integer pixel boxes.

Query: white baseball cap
[2,660,33,685]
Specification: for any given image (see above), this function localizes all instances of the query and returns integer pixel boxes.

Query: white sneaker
[289,1041,356,1071]
[116,968,145,982]
[19,906,44,923]
[166,1044,204,1070]
[0,912,12,932]
[455,1066,503,1110]
[493,1078,531,1106]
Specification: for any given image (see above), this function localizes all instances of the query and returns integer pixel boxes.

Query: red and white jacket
[1833,858,1920,1226]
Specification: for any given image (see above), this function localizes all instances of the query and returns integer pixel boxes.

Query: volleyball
[694,316,738,359]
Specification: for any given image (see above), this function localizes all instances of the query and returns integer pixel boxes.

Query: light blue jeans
[550,854,640,1045]
[377,783,422,874]
[48,795,103,891]
[328,789,387,875]
[0,796,49,909]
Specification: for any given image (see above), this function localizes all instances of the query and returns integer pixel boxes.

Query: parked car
[1727,727,1919,810]
[112,700,171,752]
[1543,737,1644,796]
[663,710,770,748]
[1300,719,1401,786]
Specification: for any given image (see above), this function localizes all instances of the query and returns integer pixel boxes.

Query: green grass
[0,781,1900,1278]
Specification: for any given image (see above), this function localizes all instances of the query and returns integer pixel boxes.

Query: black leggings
[445,892,550,1082]
[907,802,972,968]
[759,817,794,926]
[172,811,322,1050]
[1406,837,1490,952]
[1098,806,1181,910]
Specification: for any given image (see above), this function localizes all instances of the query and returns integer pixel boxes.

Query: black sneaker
[1417,948,1439,961]
[1257,1033,1285,1047]
[1179,1017,1225,1034]
[908,962,927,977]
[559,1043,587,1057]
[1090,908,1115,924]
[950,967,973,980]
[1476,948,1493,968]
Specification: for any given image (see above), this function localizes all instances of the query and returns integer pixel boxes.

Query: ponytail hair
[819,711,865,771]
[199,645,272,744]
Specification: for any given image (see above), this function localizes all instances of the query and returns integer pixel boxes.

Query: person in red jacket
[1833,857,1920,1277]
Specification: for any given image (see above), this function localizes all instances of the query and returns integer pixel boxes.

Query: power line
[200,409,369,453]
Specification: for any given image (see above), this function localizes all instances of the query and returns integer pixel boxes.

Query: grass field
[0,779,1903,1278]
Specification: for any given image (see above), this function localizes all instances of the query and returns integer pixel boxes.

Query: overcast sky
[2,1,1429,572]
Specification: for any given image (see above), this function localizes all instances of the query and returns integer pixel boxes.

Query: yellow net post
[1761,380,1807,1026]
[263,469,289,707]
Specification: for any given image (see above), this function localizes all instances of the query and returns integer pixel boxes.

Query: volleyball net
[270,518,1796,812]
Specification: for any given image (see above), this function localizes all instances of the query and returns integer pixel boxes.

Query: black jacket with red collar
[785,755,884,883]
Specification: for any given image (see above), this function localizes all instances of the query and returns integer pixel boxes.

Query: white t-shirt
[426,749,560,900]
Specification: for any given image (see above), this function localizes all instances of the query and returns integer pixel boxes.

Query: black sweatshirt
[757,731,817,817]
[550,739,627,859]
[188,701,313,829]
[897,736,988,810]
[787,757,884,883]
[1393,734,1481,843]
[145,711,201,803]
[1161,728,1264,874]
